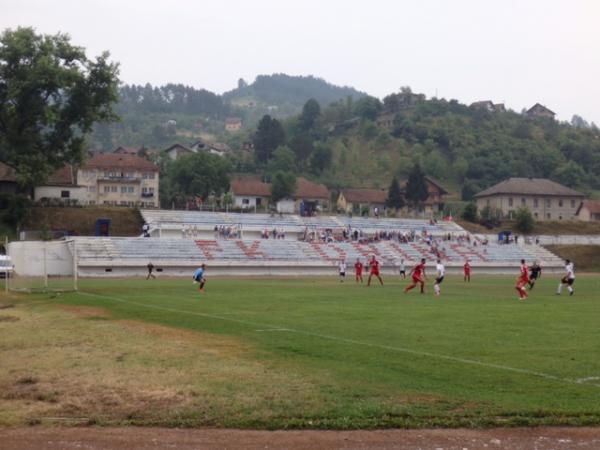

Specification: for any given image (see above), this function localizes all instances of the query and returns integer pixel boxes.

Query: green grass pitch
[4,274,600,428]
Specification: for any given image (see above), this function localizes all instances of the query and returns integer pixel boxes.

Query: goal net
[6,239,78,293]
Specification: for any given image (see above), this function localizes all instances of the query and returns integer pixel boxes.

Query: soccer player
[146,261,156,280]
[528,260,542,289]
[338,259,347,282]
[367,255,383,286]
[515,259,529,300]
[354,258,364,284]
[398,259,406,279]
[463,260,471,282]
[405,258,427,294]
[433,259,445,296]
[193,263,206,292]
[557,259,575,296]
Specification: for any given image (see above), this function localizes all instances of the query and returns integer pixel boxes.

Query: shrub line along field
[1,275,600,429]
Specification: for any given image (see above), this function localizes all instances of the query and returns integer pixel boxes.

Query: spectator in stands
[142,222,150,237]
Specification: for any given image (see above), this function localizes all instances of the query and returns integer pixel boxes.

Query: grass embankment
[23,206,144,236]
[545,245,600,271]
[458,219,600,235]
[1,276,600,428]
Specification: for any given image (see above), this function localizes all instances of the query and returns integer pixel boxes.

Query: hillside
[223,74,367,117]
[88,75,368,152]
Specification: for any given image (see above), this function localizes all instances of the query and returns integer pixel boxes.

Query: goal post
[7,239,78,293]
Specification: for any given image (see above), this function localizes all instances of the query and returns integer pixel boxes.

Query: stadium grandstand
[62,210,564,277]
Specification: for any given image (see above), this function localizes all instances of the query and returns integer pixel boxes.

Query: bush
[461,202,478,223]
[515,207,534,233]
[0,193,31,228]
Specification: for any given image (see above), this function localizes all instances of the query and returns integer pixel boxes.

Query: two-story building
[474,178,584,220]
[34,154,160,208]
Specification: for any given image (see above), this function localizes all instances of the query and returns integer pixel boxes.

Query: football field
[1,275,600,428]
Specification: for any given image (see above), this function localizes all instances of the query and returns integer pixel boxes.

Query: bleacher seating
[74,237,562,268]
[140,209,464,236]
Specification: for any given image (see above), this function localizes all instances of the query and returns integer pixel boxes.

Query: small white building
[230,177,271,209]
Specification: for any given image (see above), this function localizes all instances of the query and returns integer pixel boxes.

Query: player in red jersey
[354,258,364,284]
[515,259,529,300]
[367,255,383,286]
[463,260,471,282]
[405,258,427,294]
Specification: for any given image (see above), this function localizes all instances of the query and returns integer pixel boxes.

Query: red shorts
[517,276,529,285]
[464,271,471,276]
[412,275,423,283]
[355,271,363,277]
[370,270,379,276]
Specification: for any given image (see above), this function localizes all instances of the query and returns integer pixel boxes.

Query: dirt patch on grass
[0,315,19,322]
[0,301,326,427]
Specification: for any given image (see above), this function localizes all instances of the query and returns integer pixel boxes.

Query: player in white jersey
[557,259,575,296]
[338,259,347,282]
[433,259,445,296]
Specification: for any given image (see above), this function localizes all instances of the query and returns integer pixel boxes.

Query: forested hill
[89,75,367,151]
[246,91,600,200]
[223,74,367,115]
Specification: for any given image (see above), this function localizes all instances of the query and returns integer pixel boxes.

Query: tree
[270,171,297,203]
[0,27,120,188]
[385,176,405,210]
[267,145,296,173]
[461,202,478,223]
[253,115,285,163]
[404,163,429,209]
[353,96,382,121]
[515,207,534,233]
[289,133,314,164]
[298,98,321,131]
[309,143,332,173]
[166,152,231,202]
[461,179,481,201]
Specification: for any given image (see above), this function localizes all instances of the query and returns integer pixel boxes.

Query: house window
[546,199,551,207]
[570,199,576,208]
[88,186,96,193]
[521,198,526,206]
[129,186,134,193]
[534,212,538,218]
[256,197,262,206]
[558,199,563,207]
[111,186,117,192]
[559,215,563,220]
[104,186,110,193]
[121,186,127,194]
[242,198,249,205]
[547,213,551,219]
[533,198,539,208]
[61,190,70,198]
[508,198,513,207]
[147,202,154,207]
[89,201,95,205]
[486,199,490,206]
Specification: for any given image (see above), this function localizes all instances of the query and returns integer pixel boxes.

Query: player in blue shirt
[193,264,206,292]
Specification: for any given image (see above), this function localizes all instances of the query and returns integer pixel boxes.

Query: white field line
[77,291,600,389]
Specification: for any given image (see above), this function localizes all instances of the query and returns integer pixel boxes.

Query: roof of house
[340,188,387,204]
[474,178,584,198]
[44,165,77,186]
[164,143,193,153]
[294,177,329,199]
[0,162,17,182]
[230,177,271,197]
[527,103,555,115]
[424,176,448,195]
[225,117,242,125]
[82,154,159,172]
[470,100,494,108]
[578,200,600,215]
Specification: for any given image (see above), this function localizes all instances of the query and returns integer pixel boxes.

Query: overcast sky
[2,0,599,123]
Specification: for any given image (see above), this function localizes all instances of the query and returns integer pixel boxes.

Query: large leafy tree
[385,176,405,210]
[309,143,332,173]
[404,163,429,209]
[270,171,297,203]
[0,27,120,188]
[298,98,321,132]
[253,115,285,163]
[165,152,231,203]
